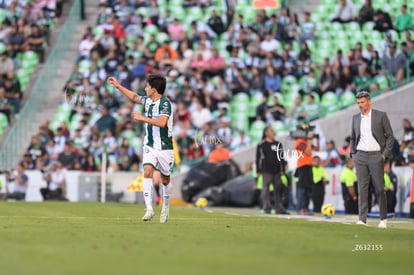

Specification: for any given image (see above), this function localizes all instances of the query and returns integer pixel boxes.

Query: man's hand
[132,111,144,121]
[107,77,120,88]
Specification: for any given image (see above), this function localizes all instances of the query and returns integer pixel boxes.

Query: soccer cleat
[142,208,155,221]
[356,220,367,226]
[160,207,169,223]
[378,220,387,229]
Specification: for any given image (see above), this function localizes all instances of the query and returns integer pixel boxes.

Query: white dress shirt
[357,109,381,152]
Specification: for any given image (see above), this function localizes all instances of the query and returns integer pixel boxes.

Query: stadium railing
[0,0,82,170]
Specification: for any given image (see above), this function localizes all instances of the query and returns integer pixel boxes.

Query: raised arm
[107,77,141,104]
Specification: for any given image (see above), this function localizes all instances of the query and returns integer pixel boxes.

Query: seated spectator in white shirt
[191,98,212,129]
[230,130,251,150]
[260,33,280,53]
[331,0,356,23]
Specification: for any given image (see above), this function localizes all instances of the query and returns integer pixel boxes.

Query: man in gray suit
[350,91,394,228]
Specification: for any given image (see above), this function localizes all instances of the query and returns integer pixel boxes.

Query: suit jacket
[350,109,394,158]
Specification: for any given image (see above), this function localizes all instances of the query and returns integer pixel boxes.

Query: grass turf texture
[0,202,412,275]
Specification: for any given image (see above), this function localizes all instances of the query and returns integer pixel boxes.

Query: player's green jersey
[141,96,173,150]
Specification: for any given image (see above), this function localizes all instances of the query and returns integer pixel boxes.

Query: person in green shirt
[395,5,412,34]
[311,156,329,213]
[340,158,358,214]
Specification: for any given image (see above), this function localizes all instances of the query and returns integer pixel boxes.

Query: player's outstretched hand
[107,77,119,87]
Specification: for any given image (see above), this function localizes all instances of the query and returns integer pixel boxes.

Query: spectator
[395,4,412,34]
[276,7,290,42]
[301,93,319,121]
[103,128,118,165]
[58,142,78,170]
[0,51,14,77]
[207,142,231,163]
[229,68,250,95]
[7,25,26,59]
[373,9,393,33]
[323,140,342,167]
[318,66,337,96]
[21,153,36,170]
[330,49,350,69]
[331,0,356,23]
[297,41,312,76]
[382,42,407,83]
[40,161,67,201]
[230,129,251,150]
[299,12,315,43]
[190,98,212,129]
[265,94,286,123]
[264,66,281,93]
[155,40,178,62]
[255,94,268,122]
[0,87,11,123]
[204,48,225,78]
[207,9,225,36]
[158,9,174,33]
[260,32,280,54]
[299,69,317,96]
[176,129,194,162]
[27,135,47,163]
[3,72,22,115]
[95,105,117,134]
[27,24,45,63]
[358,0,374,27]
[167,18,185,42]
[287,13,300,42]
[78,33,95,61]
[336,66,355,97]
[0,164,28,201]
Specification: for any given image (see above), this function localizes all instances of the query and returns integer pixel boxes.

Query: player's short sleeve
[159,98,171,116]
[139,96,147,105]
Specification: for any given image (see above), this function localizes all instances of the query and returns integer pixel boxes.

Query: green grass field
[0,202,413,275]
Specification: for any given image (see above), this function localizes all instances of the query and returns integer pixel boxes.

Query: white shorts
[142,145,174,177]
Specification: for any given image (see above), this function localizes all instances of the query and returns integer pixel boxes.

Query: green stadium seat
[340,91,356,108]
[144,24,159,36]
[249,120,266,144]
[345,22,360,32]
[186,6,204,21]
[250,93,263,117]
[0,42,6,54]
[130,137,143,149]
[0,113,8,129]
[375,75,389,90]
[320,91,339,113]
[169,7,186,21]
[157,32,170,43]
[281,75,298,91]
[270,120,286,134]
[349,30,364,44]
[231,113,249,132]
[382,4,392,14]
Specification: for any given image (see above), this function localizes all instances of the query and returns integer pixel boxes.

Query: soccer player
[107,75,174,223]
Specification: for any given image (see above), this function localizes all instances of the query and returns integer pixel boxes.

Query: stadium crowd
[0,0,68,128]
[10,0,414,176]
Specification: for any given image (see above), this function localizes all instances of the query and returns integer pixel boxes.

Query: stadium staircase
[0,0,101,169]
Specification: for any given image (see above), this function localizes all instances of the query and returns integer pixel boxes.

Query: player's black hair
[147,74,166,95]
